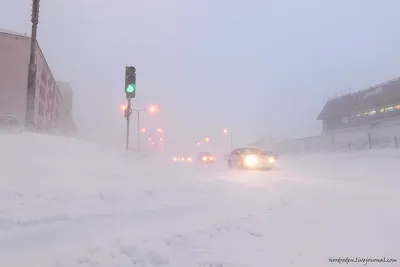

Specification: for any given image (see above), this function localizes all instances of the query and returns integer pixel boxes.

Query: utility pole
[25,0,40,130]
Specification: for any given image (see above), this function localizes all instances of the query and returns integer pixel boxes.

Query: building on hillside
[0,29,63,131]
[317,77,400,135]
[56,81,76,133]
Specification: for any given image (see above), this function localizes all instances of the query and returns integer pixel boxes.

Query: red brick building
[0,29,62,131]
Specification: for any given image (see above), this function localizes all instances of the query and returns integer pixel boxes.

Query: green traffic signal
[126,84,136,93]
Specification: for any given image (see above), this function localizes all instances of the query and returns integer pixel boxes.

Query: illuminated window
[381,107,395,112]
[361,110,376,115]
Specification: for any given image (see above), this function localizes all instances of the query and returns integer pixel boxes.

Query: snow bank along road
[0,134,399,267]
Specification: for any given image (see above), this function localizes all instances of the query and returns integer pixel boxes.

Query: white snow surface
[1,133,399,266]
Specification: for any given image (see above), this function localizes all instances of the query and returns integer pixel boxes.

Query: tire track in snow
[0,205,200,230]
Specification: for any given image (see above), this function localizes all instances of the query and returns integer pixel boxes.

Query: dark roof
[317,94,352,120]
[317,77,400,120]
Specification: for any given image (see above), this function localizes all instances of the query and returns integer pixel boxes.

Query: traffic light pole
[124,66,136,150]
[125,98,132,150]
[136,110,140,151]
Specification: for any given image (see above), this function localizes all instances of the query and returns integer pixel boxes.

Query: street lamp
[205,137,210,142]
[120,104,128,111]
[157,128,163,133]
[120,104,129,118]
[148,105,158,113]
[223,128,233,151]
[130,105,159,151]
[141,128,147,133]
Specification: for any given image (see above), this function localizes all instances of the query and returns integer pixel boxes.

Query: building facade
[0,29,62,131]
[318,77,400,135]
[56,81,76,133]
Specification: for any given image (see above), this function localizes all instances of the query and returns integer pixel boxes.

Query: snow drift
[0,133,399,266]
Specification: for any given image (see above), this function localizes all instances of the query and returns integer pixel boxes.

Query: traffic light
[125,66,136,98]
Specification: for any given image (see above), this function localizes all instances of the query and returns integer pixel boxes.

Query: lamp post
[121,104,158,151]
[223,128,233,151]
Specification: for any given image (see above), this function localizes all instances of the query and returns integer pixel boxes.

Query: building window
[380,106,395,112]
[355,110,376,117]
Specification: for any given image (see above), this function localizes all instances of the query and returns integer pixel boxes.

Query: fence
[270,126,400,154]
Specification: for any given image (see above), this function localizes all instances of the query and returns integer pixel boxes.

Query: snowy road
[1,134,399,266]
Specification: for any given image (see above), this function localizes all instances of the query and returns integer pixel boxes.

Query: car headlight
[244,155,259,167]
[268,157,276,163]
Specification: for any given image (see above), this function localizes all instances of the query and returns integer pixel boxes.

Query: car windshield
[261,150,275,155]
[241,148,263,154]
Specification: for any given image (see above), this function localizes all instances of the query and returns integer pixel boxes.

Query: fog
[2,0,400,154]
[3,2,400,265]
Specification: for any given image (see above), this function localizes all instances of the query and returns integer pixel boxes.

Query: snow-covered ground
[1,133,399,266]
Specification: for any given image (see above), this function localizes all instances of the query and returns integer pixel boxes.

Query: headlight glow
[268,157,276,163]
[202,156,207,161]
[244,155,259,167]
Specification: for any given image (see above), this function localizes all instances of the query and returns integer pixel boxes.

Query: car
[0,115,22,134]
[197,152,216,163]
[227,148,277,170]
[172,156,193,163]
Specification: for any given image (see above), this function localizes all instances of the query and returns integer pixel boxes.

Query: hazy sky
[2,0,400,153]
